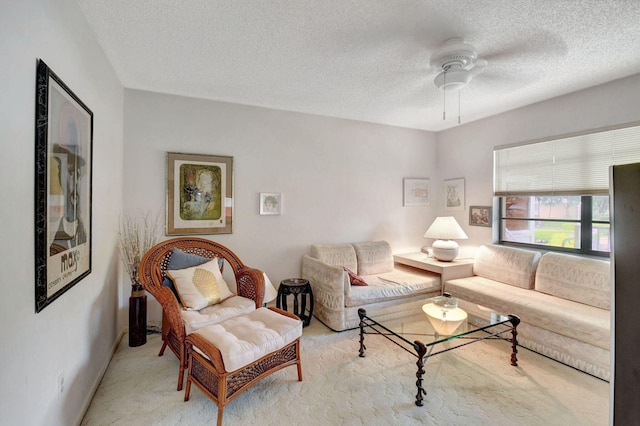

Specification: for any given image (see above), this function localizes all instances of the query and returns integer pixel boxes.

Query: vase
[129,283,147,347]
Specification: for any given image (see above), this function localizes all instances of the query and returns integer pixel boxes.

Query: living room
[1,1,639,425]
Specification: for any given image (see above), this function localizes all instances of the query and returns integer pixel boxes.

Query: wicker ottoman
[184,307,303,426]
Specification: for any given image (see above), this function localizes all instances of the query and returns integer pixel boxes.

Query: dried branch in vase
[118,212,161,290]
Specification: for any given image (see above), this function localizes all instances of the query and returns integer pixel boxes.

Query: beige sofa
[302,241,441,331]
[445,244,611,381]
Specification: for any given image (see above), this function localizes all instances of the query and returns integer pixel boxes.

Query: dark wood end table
[276,278,314,327]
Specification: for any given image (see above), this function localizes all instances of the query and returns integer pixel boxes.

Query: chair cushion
[162,248,223,297]
[181,295,256,334]
[167,258,233,310]
[192,308,302,372]
[168,247,212,269]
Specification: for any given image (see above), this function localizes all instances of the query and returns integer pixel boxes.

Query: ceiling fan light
[434,69,472,91]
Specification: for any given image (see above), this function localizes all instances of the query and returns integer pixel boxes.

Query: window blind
[494,123,640,196]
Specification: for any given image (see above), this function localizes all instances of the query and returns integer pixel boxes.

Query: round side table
[276,278,314,327]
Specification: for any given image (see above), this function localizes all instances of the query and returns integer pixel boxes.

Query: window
[493,122,640,257]
[499,195,609,256]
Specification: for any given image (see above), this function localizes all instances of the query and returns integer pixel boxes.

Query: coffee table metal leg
[358,308,366,357]
[509,315,521,367]
[414,341,427,406]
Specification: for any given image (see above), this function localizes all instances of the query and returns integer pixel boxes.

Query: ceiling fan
[429,37,487,92]
[429,37,488,122]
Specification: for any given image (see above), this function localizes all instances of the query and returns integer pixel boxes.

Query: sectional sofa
[445,244,611,381]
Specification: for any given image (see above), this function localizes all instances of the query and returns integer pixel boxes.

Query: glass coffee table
[357,295,520,407]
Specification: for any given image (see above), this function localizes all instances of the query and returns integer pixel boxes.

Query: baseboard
[74,327,126,426]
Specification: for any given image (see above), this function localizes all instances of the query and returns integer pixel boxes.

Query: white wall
[123,90,439,319]
[0,1,124,425]
[435,74,640,258]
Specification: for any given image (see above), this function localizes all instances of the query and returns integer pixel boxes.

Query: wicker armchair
[139,237,265,391]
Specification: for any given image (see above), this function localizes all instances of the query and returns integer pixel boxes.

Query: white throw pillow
[167,258,234,310]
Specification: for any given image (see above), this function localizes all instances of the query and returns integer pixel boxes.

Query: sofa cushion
[535,252,610,310]
[345,265,440,307]
[192,307,302,372]
[180,295,256,334]
[446,276,610,350]
[167,258,234,310]
[473,244,541,289]
[352,241,394,275]
[310,243,358,272]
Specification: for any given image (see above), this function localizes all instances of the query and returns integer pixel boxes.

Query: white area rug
[81,319,608,425]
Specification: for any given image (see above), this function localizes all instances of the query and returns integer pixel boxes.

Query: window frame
[498,195,610,258]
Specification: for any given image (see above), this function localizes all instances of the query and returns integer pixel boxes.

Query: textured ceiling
[77,0,640,132]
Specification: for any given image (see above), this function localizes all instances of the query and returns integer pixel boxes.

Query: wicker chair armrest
[267,306,301,322]
[185,333,226,372]
[235,266,265,308]
[148,284,186,342]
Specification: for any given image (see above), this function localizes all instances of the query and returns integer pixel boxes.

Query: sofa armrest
[302,254,348,305]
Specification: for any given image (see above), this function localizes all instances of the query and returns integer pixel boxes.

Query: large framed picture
[403,178,430,206]
[444,178,465,211]
[166,152,233,235]
[469,206,492,227]
[34,60,93,313]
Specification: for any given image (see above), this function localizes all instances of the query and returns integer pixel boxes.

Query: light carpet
[81,318,608,425]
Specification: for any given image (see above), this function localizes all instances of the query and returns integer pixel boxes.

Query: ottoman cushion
[192,308,302,372]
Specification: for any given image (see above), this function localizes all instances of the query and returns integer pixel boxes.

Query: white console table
[393,252,474,291]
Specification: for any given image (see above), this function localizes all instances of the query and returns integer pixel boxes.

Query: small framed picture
[260,193,282,215]
[444,178,465,211]
[469,206,492,227]
[403,178,430,206]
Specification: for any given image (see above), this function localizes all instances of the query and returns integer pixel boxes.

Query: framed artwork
[166,152,233,235]
[469,206,492,227]
[444,178,465,211]
[34,60,94,313]
[260,192,282,215]
[403,178,430,207]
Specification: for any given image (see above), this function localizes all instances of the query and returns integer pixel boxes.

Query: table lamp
[422,293,467,335]
[262,273,279,306]
[422,300,468,336]
[423,216,468,261]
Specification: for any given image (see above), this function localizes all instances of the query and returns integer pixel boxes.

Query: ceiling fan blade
[469,58,488,76]
[479,31,566,65]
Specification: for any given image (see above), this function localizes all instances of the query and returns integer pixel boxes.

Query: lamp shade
[262,273,278,304]
[424,216,468,261]
[424,216,468,240]
[422,303,468,335]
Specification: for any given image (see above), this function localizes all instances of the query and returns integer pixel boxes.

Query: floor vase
[129,287,147,347]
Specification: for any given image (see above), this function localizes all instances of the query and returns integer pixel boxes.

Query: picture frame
[403,178,430,207]
[34,59,93,313]
[444,178,465,211]
[166,152,233,235]
[469,206,492,227]
[259,192,282,215]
